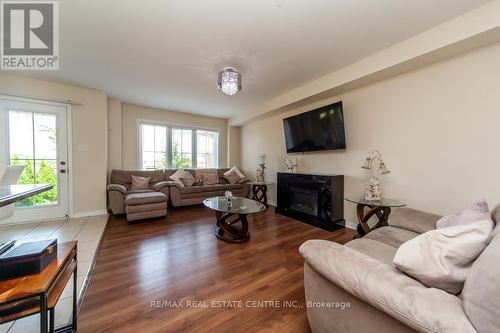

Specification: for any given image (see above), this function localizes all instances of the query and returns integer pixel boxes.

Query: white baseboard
[344,221,357,230]
[69,210,108,219]
[267,200,277,207]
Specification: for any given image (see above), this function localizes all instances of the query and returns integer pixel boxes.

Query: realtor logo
[1,1,59,70]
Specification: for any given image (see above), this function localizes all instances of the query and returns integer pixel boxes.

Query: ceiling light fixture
[218,68,241,96]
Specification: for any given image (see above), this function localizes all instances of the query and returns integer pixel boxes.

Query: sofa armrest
[238,177,250,184]
[299,240,476,333]
[388,208,442,234]
[107,184,127,194]
[152,181,177,191]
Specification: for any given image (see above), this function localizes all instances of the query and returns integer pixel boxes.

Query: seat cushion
[388,208,441,234]
[125,192,167,205]
[345,238,398,265]
[365,226,420,248]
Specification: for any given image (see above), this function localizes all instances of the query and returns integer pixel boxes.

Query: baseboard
[69,210,108,219]
[267,200,277,207]
[344,221,357,230]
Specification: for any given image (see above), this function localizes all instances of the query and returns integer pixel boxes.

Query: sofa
[107,168,250,213]
[300,205,500,333]
[167,168,249,207]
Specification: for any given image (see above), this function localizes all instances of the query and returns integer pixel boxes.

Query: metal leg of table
[49,308,54,333]
[40,293,48,333]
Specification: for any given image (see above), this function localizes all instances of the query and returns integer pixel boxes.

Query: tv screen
[283,101,346,153]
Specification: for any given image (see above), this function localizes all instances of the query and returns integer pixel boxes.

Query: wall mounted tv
[283,101,346,153]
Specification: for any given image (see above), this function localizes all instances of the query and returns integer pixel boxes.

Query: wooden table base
[214,211,250,243]
[251,184,268,207]
[355,204,391,238]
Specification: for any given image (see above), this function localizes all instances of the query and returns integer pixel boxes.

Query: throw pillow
[393,219,494,294]
[170,169,190,187]
[224,166,245,179]
[436,199,490,229]
[224,169,243,184]
[180,175,196,187]
[202,173,218,185]
[131,175,150,190]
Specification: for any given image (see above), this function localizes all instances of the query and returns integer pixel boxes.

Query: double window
[139,123,218,170]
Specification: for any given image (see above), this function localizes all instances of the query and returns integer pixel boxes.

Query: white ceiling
[17,0,493,119]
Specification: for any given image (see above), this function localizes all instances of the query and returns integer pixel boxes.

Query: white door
[0,97,70,222]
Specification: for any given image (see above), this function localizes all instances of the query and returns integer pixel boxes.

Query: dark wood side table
[247,182,273,207]
[0,241,78,333]
[345,197,406,238]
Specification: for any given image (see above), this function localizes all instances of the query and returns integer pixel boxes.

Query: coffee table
[203,196,265,243]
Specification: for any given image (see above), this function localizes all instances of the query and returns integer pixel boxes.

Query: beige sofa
[166,168,249,207]
[300,205,500,333]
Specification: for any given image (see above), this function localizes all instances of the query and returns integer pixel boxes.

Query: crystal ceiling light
[217,68,242,96]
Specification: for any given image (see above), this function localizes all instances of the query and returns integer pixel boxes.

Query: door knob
[60,169,66,174]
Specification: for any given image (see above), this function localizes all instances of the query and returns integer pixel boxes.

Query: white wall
[0,74,108,215]
[241,42,500,224]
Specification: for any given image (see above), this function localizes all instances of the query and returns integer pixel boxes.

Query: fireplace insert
[276,172,344,231]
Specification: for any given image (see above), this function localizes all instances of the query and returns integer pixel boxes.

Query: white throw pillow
[224,166,245,179]
[169,169,190,187]
[393,219,494,294]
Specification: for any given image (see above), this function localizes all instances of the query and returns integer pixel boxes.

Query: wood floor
[78,206,355,333]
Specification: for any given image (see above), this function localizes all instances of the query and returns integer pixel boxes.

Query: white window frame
[137,120,219,170]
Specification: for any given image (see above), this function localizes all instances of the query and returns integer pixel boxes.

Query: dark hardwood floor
[78,206,355,333]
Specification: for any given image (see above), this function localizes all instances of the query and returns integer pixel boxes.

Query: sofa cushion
[364,226,420,248]
[179,184,242,194]
[131,175,150,190]
[388,208,441,234]
[491,202,500,224]
[224,168,244,184]
[436,199,490,229]
[345,238,397,265]
[170,169,191,187]
[110,169,165,189]
[299,240,477,333]
[195,169,218,182]
[125,192,167,205]
[393,219,494,294]
[462,229,500,333]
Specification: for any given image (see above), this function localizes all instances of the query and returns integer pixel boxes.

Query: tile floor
[0,214,108,333]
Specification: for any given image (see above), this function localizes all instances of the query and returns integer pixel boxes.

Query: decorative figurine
[361,150,391,201]
[256,154,266,182]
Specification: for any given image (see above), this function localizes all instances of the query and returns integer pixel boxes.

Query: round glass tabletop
[344,196,406,208]
[203,196,266,214]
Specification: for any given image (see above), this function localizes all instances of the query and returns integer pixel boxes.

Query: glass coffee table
[203,196,265,243]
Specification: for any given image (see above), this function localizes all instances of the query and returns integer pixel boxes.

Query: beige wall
[121,103,228,170]
[0,74,108,215]
[107,98,122,179]
[227,126,241,168]
[241,42,500,224]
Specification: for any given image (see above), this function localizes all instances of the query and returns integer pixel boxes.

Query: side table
[345,197,406,238]
[247,182,273,207]
[0,241,78,333]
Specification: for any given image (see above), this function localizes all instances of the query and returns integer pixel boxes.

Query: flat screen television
[283,101,346,153]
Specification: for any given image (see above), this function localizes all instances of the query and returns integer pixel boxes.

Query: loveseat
[300,205,500,333]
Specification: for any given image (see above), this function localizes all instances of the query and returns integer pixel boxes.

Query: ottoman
[125,192,167,222]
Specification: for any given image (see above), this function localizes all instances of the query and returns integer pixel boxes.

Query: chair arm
[152,181,177,191]
[107,184,127,194]
[299,240,476,333]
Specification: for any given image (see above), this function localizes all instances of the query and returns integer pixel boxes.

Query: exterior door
[0,97,70,222]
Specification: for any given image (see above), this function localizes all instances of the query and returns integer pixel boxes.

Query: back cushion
[461,229,500,332]
[111,170,165,189]
[491,202,500,224]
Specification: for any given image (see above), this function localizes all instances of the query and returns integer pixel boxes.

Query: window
[139,123,218,170]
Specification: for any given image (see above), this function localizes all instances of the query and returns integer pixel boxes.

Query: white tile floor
[0,214,108,333]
